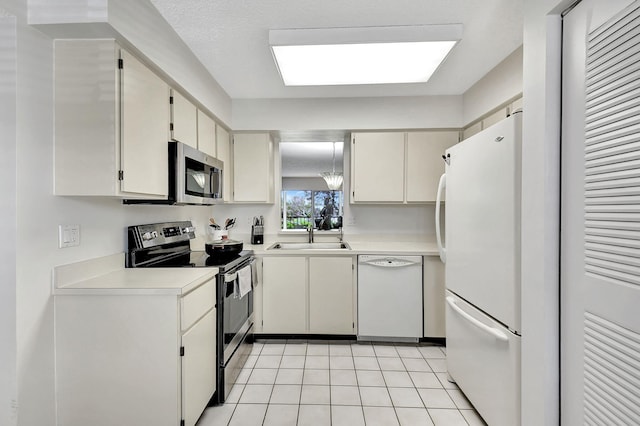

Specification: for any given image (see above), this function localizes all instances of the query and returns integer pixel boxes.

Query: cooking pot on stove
[205,239,243,258]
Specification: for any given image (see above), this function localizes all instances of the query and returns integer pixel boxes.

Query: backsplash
[211,202,440,241]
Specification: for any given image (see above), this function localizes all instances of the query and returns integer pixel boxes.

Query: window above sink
[281,190,343,231]
[279,141,345,232]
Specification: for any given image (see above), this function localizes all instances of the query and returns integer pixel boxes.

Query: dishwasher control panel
[358,255,422,268]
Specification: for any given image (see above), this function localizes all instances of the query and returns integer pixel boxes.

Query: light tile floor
[197,340,487,426]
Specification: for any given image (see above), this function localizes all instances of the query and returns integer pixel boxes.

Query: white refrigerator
[436,112,522,426]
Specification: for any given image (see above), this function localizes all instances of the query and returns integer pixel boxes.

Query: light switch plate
[58,224,80,248]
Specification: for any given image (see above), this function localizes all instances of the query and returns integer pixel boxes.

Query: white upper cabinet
[54,39,170,198]
[120,50,171,197]
[170,89,197,148]
[216,125,231,202]
[351,131,458,204]
[197,110,216,157]
[351,132,405,203]
[231,133,274,203]
[406,131,458,202]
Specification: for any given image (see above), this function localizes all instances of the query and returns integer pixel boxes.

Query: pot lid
[207,239,243,247]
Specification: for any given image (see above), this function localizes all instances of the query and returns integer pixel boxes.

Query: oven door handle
[224,271,238,282]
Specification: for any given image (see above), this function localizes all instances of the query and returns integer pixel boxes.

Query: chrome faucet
[308,223,314,243]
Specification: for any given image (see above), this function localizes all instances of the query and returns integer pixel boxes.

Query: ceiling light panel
[269,25,462,86]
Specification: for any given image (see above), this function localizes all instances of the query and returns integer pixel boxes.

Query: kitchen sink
[267,242,351,250]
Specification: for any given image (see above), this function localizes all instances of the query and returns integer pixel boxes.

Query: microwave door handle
[211,168,222,197]
[209,168,215,195]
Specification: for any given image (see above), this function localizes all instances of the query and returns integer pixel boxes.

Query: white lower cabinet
[262,256,307,333]
[261,256,355,335]
[423,256,446,338]
[309,257,354,334]
[54,279,216,426]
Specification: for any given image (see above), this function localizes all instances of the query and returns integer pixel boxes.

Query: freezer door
[444,113,521,331]
[446,291,520,426]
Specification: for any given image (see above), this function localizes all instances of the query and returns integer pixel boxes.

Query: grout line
[217,341,482,426]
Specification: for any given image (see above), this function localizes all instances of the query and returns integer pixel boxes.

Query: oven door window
[185,157,221,198]
[223,280,252,345]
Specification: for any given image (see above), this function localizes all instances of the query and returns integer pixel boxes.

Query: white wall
[0,11,17,426]
[232,95,463,130]
[521,1,570,425]
[462,45,523,126]
[3,1,223,425]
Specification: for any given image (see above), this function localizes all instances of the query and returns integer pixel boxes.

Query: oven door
[220,268,254,365]
[173,141,223,205]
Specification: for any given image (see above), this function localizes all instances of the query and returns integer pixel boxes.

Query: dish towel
[237,264,252,299]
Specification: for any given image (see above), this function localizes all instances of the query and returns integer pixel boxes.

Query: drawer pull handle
[446,296,508,342]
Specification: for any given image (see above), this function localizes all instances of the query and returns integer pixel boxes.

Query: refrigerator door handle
[435,173,447,263]
[446,296,508,342]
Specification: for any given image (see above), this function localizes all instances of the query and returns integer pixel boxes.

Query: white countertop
[53,238,440,296]
[53,253,218,296]
[243,239,440,257]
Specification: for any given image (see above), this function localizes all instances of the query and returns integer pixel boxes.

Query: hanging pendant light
[320,142,343,190]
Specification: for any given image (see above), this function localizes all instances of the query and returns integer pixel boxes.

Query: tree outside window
[282,190,343,230]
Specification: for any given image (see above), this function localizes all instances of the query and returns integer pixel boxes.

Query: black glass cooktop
[149,249,251,270]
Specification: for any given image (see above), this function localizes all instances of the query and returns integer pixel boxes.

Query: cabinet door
[351,132,405,202]
[171,90,197,148]
[309,257,354,334]
[197,110,216,156]
[120,49,170,197]
[262,257,306,333]
[423,256,445,338]
[232,133,273,203]
[406,131,458,202]
[54,39,120,196]
[216,125,231,202]
[181,308,216,426]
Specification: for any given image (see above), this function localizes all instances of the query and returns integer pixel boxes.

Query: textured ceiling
[150,0,523,100]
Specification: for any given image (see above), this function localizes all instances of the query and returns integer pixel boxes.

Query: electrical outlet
[347,216,356,226]
[58,224,80,248]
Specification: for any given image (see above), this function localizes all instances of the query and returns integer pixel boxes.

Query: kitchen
[3,1,637,426]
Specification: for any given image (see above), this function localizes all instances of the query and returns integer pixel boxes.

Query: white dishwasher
[357,255,423,342]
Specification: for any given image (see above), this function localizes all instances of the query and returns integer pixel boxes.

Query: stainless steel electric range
[126,220,254,405]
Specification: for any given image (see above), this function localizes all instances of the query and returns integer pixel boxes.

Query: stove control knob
[182,226,195,234]
[142,232,154,241]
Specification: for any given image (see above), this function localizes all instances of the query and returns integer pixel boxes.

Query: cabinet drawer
[181,279,215,331]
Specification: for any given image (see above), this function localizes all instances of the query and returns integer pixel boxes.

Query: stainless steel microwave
[124,141,223,205]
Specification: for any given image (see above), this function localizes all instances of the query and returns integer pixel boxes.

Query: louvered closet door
[561,1,640,424]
